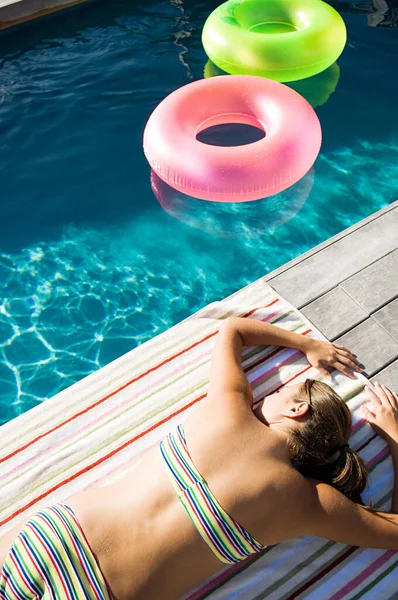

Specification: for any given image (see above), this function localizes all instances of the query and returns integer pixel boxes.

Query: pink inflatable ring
[143,75,322,202]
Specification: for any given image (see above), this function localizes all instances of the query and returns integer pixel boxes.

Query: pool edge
[0,0,89,30]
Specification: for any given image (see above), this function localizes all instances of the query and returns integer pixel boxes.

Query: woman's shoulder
[246,468,324,544]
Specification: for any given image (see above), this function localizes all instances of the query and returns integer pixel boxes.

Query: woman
[1,317,398,600]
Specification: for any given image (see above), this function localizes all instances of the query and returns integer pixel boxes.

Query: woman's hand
[362,383,398,443]
[304,339,363,379]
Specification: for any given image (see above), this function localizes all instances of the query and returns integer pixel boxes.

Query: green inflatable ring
[202,0,347,82]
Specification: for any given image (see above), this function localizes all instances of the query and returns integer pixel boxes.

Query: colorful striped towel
[0,278,395,599]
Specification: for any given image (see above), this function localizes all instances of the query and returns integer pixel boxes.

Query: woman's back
[66,408,306,600]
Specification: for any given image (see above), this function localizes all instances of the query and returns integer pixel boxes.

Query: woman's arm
[302,479,398,550]
[206,317,362,417]
[222,316,312,353]
[362,383,398,512]
[388,439,398,513]
[225,317,362,379]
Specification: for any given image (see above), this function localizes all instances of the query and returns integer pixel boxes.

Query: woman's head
[257,379,368,503]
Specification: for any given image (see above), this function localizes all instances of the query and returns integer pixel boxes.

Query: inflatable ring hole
[196,123,265,146]
[234,2,307,33]
[196,113,265,147]
[249,21,297,33]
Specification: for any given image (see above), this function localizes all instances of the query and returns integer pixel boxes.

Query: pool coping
[227,199,398,300]
[0,0,88,29]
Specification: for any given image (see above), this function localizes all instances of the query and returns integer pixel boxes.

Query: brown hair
[288,379,368,504]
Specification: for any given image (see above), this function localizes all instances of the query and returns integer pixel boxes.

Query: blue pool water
[0,0,397,424]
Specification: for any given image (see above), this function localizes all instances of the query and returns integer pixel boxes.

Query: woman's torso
[66,408,308,600]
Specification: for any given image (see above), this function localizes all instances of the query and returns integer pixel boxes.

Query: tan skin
[1,317,398,600]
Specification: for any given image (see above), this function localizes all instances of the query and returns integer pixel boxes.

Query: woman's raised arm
[205,317,312,417]
[205,317,362,417]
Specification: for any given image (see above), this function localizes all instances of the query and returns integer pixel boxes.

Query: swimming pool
[0,0,397,425]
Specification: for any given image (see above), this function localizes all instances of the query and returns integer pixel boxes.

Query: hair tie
[325,443,350,465]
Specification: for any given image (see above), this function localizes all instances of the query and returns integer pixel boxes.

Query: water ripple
[0,0,397,423]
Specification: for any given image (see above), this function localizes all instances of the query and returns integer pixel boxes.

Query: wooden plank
[335,318,398,377]
[0,0,86,27]
[371,360,398,391]
[373,298,398,343]
[268,206,398,308]
[301,286,368,341]
[264,200,398,283]
[340,249,398,313]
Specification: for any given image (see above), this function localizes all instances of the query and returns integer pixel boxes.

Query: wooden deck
[264,199,398,389]
[0,0,87,29]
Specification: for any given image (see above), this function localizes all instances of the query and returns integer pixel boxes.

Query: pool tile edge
[0,0,88,29]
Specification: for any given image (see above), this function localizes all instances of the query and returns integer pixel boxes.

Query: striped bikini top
[159,424,265,564]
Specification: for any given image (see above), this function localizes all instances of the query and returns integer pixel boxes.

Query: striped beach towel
[0,278,396,599]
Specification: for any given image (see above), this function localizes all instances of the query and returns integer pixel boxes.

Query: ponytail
[330,446,368,503]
